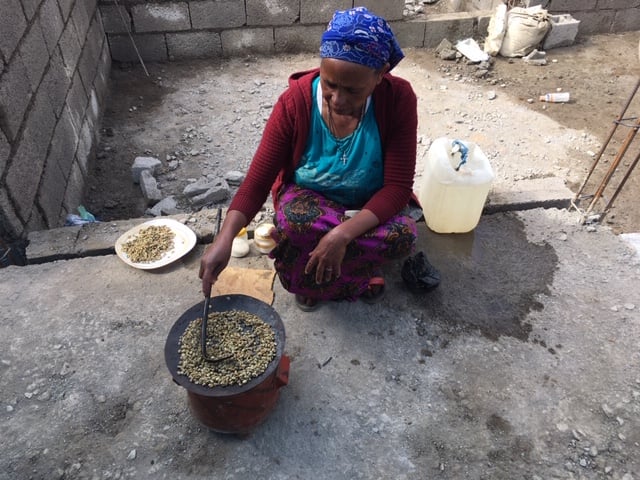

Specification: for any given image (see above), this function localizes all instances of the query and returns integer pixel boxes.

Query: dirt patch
[486,33,640,233]
[87,32,640,233]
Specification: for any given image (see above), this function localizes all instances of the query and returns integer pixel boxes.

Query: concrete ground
[1,200,640,479]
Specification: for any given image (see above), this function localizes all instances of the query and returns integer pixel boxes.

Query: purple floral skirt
[269,185,417,302]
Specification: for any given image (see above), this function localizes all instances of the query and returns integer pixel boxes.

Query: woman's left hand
[305,229,348,284]
[305,209,380,284]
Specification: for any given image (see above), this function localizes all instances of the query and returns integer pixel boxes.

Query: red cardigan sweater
[228,68,418,224]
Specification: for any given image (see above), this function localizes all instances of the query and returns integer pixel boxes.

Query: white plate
[115,218,197,270]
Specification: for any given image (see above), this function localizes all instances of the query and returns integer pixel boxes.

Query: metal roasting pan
[164,294,286,397]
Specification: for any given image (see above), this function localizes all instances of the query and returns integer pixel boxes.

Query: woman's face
[319,58,386,116]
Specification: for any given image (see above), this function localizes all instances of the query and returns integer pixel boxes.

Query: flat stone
[183,177,220,197]
[131,156,162,184]
[484,177,574,214]
[191,182,230,207]
[146,196,181,217]
[139,170,163,205]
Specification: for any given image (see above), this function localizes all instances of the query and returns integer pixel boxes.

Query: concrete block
[100,4,132,34]
[84,0,102,18]
[0,129,9,177]
[167,31,222,59]
[84,0,98,16]
[86,90,100,141]
[543,14,580,50]
[39,0,65,54]
[275,25,324,54]
[93,41,112,109]
[0,56,33,141]
[57,0,74,20]
[50,106,80,179]
[132,156,162,184]
[571,10,615,35]
[26,223,81,262]
[62,161,86,216]
[190,0,246,29]
[548,0,597,11]
[5,90,56,221]
[77,17,104,90]
[246,0,299,26]
[225,171,245,186]
[300,0,352,25]
[423,13,476,48]
[73,218,143,257]
[18,21,49,92]
[25,205,48,233]
[612,7,640,33]
[183,177,217,196]
[76,115,94,176]
[484,177,573,214]
[0,0,27,60]
[221,28,274,57]
[132,2,190,33]
[477,13,491,37]
[467,0,504,9]
[592,0,633,8]
[0,189,24,239]
[191,180,230,207]
[58,18,83,74]
[390,20,426,49]
[146,196,180,216]
[522,0,549,6]
[108,33,168,62]
[22,0,42,20]
[38,157,66,228]
[354,0,405,21]
[139,169,163,205]
[66,71,88,132]
[41,47,72,118]
[71,0,92,39]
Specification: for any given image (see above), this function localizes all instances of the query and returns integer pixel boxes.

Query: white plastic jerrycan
[419,138,494,234]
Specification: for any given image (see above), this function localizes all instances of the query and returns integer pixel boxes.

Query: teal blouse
[294,76,383,208]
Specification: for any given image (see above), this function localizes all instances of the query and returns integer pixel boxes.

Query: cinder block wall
[99,0,640,62]
[0,0,111,245]
[529,0,640,35]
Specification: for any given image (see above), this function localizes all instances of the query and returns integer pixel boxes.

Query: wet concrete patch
[412,212,557,342]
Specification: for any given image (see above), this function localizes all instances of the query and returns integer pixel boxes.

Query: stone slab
[25,211,225,262]
[484,177,574,214]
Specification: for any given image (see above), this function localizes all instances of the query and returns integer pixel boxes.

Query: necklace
[327,104,366,165]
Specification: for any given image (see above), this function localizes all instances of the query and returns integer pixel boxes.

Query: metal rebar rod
[584,117,640,216]
[599,147,640,223]
[114,0,150,77]
[575,77,640,200]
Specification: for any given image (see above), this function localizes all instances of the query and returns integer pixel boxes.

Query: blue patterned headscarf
[320,7,405,71]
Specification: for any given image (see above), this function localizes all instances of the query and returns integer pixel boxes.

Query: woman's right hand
[199,210,249,296]
[199,240,232,296]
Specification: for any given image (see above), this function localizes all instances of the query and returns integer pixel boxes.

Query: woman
[199,7,419,311]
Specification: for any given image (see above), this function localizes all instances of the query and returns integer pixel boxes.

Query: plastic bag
[65,205,98,226]
[456,38,489,63]
[401,251,441,293]
[499,6,550,58]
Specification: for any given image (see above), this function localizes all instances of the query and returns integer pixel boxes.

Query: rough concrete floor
[2,205,640,479]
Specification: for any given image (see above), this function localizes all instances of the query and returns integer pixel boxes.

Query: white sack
[499,5,550,58]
